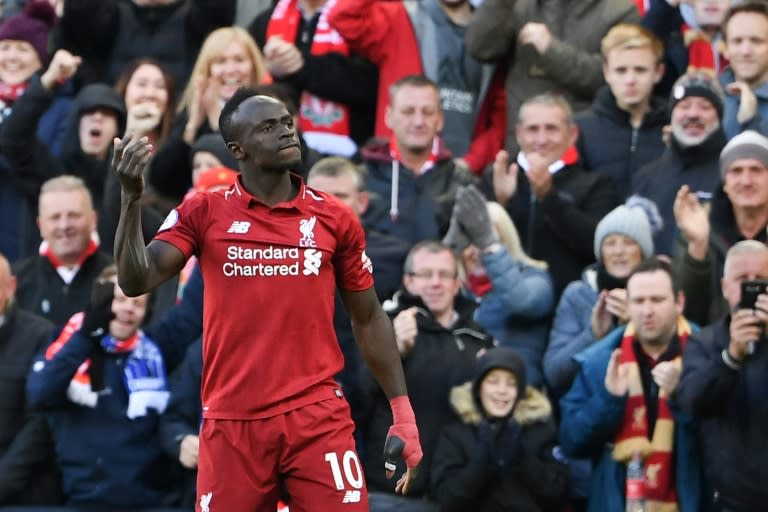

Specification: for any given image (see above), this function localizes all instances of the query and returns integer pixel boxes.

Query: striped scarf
[267,0,355,155]
[45,312,169,419]
[612,317,691,512]
[682,24,727,75]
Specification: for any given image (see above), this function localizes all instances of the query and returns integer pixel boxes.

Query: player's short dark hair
[219,87,259,144]
[251,83,298,115]
[627,257,681,296]
[723,0,768,39]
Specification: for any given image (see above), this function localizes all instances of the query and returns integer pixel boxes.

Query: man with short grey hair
[12,175,111,326]
[677,239,768,511]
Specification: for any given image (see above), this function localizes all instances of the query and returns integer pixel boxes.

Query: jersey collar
[231,172,317,213]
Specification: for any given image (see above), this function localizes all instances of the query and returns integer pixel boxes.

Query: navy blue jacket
[26,331,173,507]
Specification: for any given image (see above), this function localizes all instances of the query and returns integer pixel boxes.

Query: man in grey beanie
[674,129,768,325]
[632,72,727,255]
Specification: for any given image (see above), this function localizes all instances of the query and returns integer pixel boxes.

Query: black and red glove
[384,396,423,477]
[79,279,116,392]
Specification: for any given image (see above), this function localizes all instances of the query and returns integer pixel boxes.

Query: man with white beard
[631,72,727,255]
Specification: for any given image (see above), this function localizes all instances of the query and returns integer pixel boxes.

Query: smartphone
[740,279,768,309]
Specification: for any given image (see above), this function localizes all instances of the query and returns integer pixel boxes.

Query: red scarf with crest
[612,317,691,512]
[267,0,351,137]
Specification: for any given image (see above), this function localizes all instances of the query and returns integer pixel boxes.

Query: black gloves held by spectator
[79,279,116,392]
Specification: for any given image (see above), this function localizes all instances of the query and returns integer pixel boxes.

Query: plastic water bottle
[626,450,647,512]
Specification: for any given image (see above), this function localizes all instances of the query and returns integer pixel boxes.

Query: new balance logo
[342,490,361,503]
[227,221,251,234]
[303,248,322,276]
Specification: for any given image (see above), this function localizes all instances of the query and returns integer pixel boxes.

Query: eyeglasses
[407,269,457,281]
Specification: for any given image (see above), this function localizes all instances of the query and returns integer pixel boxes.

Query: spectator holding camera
[430,347,569,512]
[677,240,768,511]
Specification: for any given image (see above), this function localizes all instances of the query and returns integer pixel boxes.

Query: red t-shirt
[154,174,374,419]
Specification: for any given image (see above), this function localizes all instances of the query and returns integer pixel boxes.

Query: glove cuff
[390,396,416,425]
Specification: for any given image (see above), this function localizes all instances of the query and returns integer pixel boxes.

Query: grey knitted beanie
[593,196,662,261]
[719,130,768,177]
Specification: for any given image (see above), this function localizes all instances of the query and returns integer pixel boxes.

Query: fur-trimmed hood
[449,381,552,427]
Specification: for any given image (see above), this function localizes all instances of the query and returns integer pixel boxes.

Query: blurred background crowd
[1,0,767,511]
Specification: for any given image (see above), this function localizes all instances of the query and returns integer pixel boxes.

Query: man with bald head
[12,175,112,327]
[678,240,768,511]
[0,253,61,505]
[112,89,422,510]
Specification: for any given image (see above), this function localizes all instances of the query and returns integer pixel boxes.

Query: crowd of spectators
[2,0,768,511]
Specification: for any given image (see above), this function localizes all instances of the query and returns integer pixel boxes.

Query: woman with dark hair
[430,347,569,512]
[113,57,176,148]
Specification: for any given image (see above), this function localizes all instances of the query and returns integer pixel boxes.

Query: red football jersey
[155,175,374,419]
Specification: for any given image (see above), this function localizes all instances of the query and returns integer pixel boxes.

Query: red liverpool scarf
[682,24,727,75]
[267,0,351,138]
[612,317,691,512]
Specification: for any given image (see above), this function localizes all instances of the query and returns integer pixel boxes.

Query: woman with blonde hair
[148,26,269,206]
[444,185,555,389]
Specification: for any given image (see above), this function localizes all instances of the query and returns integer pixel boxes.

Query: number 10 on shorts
[325,450,364,490]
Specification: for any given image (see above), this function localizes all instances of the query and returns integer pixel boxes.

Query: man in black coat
[491,93,620,298]
[677,240,768,511]
[0,252,61,505]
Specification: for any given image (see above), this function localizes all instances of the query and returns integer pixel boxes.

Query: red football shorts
[196,395,369,511]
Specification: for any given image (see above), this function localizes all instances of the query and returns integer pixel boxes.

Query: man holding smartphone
[677,240,768,512]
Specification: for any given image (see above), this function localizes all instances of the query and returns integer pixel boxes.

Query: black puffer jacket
[430,384,569,512]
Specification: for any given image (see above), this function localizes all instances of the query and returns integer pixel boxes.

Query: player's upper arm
[142,239,188,291]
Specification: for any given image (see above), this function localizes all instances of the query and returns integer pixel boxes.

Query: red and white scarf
[40,233,100,284]
[267,0,355,155]
[612,317,691,512]
[682,24,727,76]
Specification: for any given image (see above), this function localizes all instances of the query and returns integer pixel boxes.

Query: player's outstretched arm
[113,134,186,296]
[340,287,423,494]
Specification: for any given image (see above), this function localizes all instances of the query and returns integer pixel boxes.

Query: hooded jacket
[430,383,569,511]
[357,289,495,497]
[361,138,477,245]
[575,86,669,198]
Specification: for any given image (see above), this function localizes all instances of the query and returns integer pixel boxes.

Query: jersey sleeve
[153,193,208,260]
[334,204,374,292]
